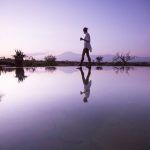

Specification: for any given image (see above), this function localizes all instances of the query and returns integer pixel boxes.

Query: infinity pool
[0,67,150,150]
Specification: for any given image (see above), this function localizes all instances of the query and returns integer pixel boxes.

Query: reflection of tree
[0,67,27,82]
[15,68,27,82]
[96,66,103,70]
[0,67,15,75]
[113,66,134,74]
[45,67,56,73]
[25,67,36,73]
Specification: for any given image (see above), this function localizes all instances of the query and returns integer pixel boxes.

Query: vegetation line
[0,50,150,67]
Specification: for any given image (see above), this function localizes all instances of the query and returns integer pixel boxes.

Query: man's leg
[79,49,86,66]
[86,66,91,83]
[86,49,91,65]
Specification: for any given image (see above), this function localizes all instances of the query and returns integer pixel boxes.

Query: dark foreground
[0,57,150,67]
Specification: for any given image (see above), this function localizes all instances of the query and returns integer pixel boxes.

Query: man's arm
[80,37,90,43]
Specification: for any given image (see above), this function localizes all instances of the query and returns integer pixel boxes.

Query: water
[0,66,150,150]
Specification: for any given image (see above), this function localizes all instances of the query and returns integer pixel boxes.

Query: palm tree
[13,49,26,67]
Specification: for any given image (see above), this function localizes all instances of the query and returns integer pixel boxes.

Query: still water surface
[0,67,150,150]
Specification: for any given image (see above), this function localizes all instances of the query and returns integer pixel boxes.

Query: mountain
[131,56,150,62]
[57,51,80,61]
[29,51,150,62]
[27,51,49,60]
[57,51,150,62]
[56,51,114,62]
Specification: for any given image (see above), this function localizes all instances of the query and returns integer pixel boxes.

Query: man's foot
[78,63,82,66]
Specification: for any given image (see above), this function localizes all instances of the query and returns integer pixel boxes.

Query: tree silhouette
[44,55,56,66]
[113,52,135,65]
[13,49,26,67]
[96,56,103,65]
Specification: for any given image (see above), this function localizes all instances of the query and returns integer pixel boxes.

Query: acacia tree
[113,52,135,65]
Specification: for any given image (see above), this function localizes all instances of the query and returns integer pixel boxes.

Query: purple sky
[0,0,150,57]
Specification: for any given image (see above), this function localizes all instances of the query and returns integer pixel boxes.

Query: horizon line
[1,50,150,58]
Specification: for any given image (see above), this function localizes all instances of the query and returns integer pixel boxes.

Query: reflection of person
[79,67,92,103]
[79,27,92,66]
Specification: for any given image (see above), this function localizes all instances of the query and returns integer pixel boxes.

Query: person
[79,67,92,103]
[78,27,92,67]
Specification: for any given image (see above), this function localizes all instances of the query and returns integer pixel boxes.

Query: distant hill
[56,51,114,62]
[29,51,150,62]
[56,51,150,62]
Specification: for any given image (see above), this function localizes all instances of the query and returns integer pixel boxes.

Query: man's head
[83,27,88,34]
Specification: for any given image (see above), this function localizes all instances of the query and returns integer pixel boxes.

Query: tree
[13,49,26,67]
[44,55,56,66]
[24,56,36,66]
[96,56,103,65]
[113,52,135,65]
[13,49,26,58]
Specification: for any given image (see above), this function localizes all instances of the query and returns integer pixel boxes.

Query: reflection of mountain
[58,67,78,74]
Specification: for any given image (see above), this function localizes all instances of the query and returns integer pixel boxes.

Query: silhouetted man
[79,27,92,66]
[79,67,92,103]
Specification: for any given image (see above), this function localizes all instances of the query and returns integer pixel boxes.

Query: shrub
[96,56,103,65]
[44,55,56,66]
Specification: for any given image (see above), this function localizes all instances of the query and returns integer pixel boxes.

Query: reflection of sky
[0,67,150,150]
[0,0,150,57]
